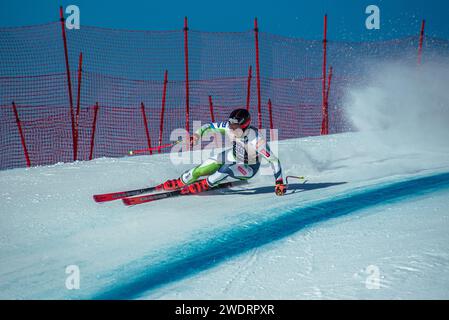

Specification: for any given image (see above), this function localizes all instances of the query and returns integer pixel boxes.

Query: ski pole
[128,140,182,156]
[285,175,305,186]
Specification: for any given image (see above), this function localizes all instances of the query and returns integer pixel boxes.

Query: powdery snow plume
[344,58,449,152]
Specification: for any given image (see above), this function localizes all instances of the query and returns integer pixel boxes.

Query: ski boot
[180,178,211,195]
[161,178,186,191]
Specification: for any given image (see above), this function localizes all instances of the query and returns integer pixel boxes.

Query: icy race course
[1,62,449,299]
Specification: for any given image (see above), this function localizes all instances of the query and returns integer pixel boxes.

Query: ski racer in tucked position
[161,108,287,196]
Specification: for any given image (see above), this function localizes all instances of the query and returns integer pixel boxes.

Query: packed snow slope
[1,62,449,299]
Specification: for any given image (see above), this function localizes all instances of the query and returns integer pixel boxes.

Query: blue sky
[0,0,448,40]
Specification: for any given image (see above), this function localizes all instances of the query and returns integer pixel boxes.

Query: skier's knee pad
[180,167,196,184]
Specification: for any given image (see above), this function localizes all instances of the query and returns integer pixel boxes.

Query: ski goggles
[228,118,250,130]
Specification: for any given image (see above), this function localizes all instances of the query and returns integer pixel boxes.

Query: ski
[93,184,164,203]
[122,181,239,206]
[94,175,303,203]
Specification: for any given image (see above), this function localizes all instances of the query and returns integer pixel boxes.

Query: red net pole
[246,65,252,111]
[89,102,99,161]
[158,70,168,154]
[254,18,262,129]
[184,17,190,149]
[268,98,273,130]
[59,6,76,161]
[322,66,333,135]
[321,14,328,135]
[141,102,153,155]
[75,52,83,160]
[208,95,216,122]
[325,67,333,105]
[12,102,31,167]
[417,19,426,65]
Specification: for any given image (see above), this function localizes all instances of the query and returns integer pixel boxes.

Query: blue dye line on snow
[93,171,449,300]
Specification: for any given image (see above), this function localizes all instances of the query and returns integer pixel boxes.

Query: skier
[161,108,287,196]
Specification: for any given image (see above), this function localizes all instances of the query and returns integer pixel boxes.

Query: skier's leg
[179,164,236,195]
[164,150,261,194]
[162,152,224,190]
[206,162,260,186]
[180,158,222,185]
[180,158,260,195]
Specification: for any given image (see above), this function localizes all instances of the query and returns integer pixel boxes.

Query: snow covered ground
[1,132,449,300]
[1,62,449,299]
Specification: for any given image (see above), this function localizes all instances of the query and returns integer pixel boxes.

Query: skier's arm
[254,138,284,183]
[192,122,227,144]
[195,122,227,137]
[257,142,286,196]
